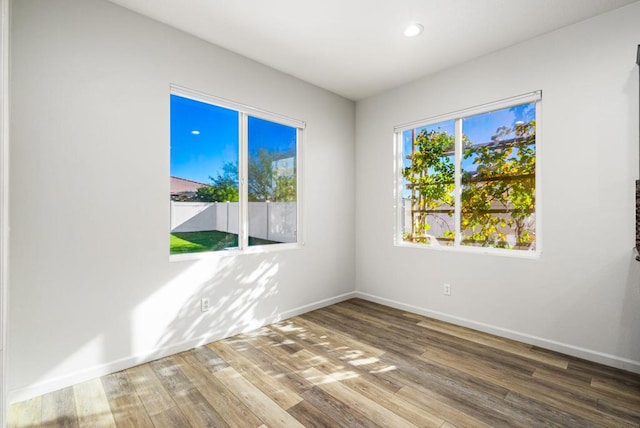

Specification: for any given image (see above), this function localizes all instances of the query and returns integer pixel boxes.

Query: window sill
[169,242,303,262]
[395,241,542,260]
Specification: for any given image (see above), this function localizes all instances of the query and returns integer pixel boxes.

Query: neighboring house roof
[170,176,208,195]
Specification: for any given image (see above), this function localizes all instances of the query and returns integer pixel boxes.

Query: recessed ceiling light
[191,130,200,135]
[404,23,424,38]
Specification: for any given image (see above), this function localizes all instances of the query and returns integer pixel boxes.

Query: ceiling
[107,0,639,101]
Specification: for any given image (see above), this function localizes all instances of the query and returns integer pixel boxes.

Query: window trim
[171,84,306,130]
[394,91,542,258]
[169,85,305,261]
[394,91,540,133]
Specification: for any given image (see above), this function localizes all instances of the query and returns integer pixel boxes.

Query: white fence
[171,201,296,243]
[401,198,535,248]
[401,199,453,238]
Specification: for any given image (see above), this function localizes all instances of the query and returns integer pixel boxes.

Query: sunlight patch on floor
[349,357,379,366]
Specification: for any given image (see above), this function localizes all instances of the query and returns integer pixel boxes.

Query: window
[170,86,303,256]
[396,92,541,254]
[247,116,298,247]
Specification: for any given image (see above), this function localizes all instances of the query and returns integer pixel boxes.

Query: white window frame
[170,85,305,261]
[394,91,542,258]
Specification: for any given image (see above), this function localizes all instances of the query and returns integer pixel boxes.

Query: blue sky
[401,103,535,197]
[402,102,535,167]
[463,102,534,144]
[248,116,296,161]
[171,95,238,184]
[170,95,296,184]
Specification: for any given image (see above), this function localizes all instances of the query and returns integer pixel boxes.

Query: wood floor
[8,299,640,427]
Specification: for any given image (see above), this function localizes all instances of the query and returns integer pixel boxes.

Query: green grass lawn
[170,230,279,254]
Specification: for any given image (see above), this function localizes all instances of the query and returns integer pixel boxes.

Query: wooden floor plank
[269,318,397,379]
[210,340,304,409]
[591,376,640,402]
[101,371,154,428]
[173,387,231,428]
[567,357,640,387]
[399,316,547,376]
[396,384,492,428]
[263,321,406,394]
[222,334,314,395]
[151,354,230,428]
[190,344,230,374]
[127,363,176,417]
[214,366,305,427]
[339,370,445,427]
[300,385,383,428]
[73,377,116,428]
[148,406,192,427]
[505,391,615,427]
[300,366,418,428]
[596,397,640,425]
[388,353,536,427]
[286,399,341,428]
[416,318,569,369]
[7,298,640,427]
[148,356,193,395]
[533,367,640,408]
[273,314,386,358]
[302,306,418,356]
[381,347,511,402]
[321,304,429,355]
[8,396,42,428]
[41,386,78,428]
[178,351,264,427]
[422,346,637,427]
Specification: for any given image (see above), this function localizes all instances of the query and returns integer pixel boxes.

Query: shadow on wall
[138,252,285,358]
[11,249,287,403]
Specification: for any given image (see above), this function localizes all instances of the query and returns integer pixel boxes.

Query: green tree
[461,120,535,248]
[402,129,455,243]
[195,162,239,202]
[248,148,296,202]
[403,119,536,249]
[273,176,296,201]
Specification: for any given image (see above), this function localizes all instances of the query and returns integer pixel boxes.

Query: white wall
[9,0,640,405]
[0,0,8,422]
[356,3,640,371]
[9,0,355,401]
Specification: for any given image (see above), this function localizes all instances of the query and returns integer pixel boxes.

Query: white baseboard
[8,291,357,404]
[354,291,640,374]
[11,288,638,404]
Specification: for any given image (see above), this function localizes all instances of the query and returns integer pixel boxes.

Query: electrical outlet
[201,298,210,312]
[443,283,451,296]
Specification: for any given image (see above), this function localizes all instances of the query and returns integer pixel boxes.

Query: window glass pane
[170,94,239,254]
[401,120,456,246]
[461,103,536,249]
[247,116,297,246]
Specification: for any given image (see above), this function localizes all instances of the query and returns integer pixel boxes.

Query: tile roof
[170,176,208,194]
